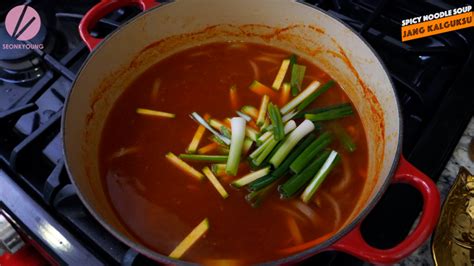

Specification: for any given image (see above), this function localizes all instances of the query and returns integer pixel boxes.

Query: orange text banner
[401,12,473,41]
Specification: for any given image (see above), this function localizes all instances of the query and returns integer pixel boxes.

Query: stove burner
[0,21,54,83]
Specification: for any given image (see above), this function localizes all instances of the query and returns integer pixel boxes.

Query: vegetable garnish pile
[136,54,356,259]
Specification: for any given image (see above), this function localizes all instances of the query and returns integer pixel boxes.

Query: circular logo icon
[5,5,41,41]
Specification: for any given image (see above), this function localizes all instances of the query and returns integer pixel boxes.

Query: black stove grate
[0,0,473,265]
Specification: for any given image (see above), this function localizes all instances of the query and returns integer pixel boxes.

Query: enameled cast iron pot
[63,0,441,264]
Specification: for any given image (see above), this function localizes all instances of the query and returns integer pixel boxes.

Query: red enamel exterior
[332,156,440,265]
[78,0,159,51]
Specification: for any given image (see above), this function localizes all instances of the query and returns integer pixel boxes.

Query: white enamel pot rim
[62,0,440,265]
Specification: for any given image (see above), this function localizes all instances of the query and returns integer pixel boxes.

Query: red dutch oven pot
[62,0,441,264]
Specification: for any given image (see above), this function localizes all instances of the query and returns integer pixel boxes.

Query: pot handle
[331,155,440,265]
[78,0,159,51]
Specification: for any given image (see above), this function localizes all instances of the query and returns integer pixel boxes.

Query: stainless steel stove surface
[0,0,473,265]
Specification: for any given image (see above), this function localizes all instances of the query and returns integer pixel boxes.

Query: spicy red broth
[99,42,368,264]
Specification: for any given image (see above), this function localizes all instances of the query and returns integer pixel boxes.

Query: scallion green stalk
[295,103,353,119]
[231,167,271,188]
[269,120,315,168]
[333,124,357,152]
[297,80,335,111]
[281,81,321,115]
[179,154,228,163]
[226,117,246,176]
[252,138,279,166]
[242,138,254,155]
[304,106,353,121]
[248,134,316,191]
[290,132,332,174]
[279,150,331,198]
[301,150,341,203]
[268,103,285,141]
[290,64,306,96]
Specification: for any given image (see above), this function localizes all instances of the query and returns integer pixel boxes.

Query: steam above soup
[99,42,368,264]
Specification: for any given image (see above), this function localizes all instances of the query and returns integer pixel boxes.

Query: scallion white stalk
[190,112,231,145]
[226,117,246,176]
[236,111,252,122]
[282,110,298,123]
[231,167,271,188]
[281,81,321,115]
[301,150,340,203]
[269,120,315,168]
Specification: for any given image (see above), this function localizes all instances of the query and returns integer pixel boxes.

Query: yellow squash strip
[165,152,204,181]
[136,108,175,118]
[202,167,229,199]
[272,59,290,90]
[256,95,270,126]
[169,218,210,259]
[197,142,220,154]
[187,124,206,153]
[280,82,291,106]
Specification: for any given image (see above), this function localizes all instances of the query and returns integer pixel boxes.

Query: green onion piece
[249,134,316,191]
[252,138,279,167]
[179,154,228,163]
[257,131,273,145]
[209,135,229,147]
[296,103,353,119]
[231,167,271,188]
[245,127,259,142]
[288,54,297,69]
[297,80,335,111]
[333,124,357,152]
[260,118,270,132]
[241,105,259,120]
[259,120,296,146]
[290,132,332,174]
[279,151,331,198]
[190,112,230,145]
[282,110,298,123]
[246,182,278,208]
[242,138,254,155]
[249,136,273,160]
[226,117,246,176]
[290,64,306,96]
[269,120,315,168]
[236,111,252,122]
[211,164,227,176]
[221,126,232,138]
[209,119,230,132]
[301,150,341,203]
[304,105,354,121]
[268,103,285,141]
[272,59,291,90]
[281,81,321,115]
[256,95,270,126]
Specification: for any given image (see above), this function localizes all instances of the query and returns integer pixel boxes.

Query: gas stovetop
[0,0,473,265]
